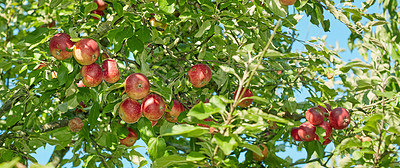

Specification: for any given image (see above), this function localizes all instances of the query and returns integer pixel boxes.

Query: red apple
[306,106,324,125]
[92,10,104,20]
[119,128,138,147]
[125,73,150,100]
[187,64,212,88]
[151,120,158,126]
[81,63,103,87]
[68,117,83,132]
[279,0,296,6]
[329,107,351,130]
[165,100,186,123]
[119,98,142,123]
[253,144,268,161]
[73,38,99,65]
[322,138,332,145]
[233,88,253,108]
[49,33,74,60]
[291,127,302,141]
[142,94,165,121]
[298,122,316,142]
[102,58,120,84]
[318,121,332,139]
[75,101,86,113]
[94,0,107,11]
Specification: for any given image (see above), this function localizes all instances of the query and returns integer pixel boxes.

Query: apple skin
[253,144,268,161]
[68,117,83,132]
[298,122,316,142]
[187,64,212,88]
[233,88,253,108]
[81,63,103,87]
[76,80,86,87]
[279,0,296,6]
[119,128,138,147]
[102,58,120,84]
[165,100,186,123]
[306,106,324,125]
[92,10,104,20]
[322,138,332,145]
[125,73,150,100]
[142,94,166,121]
[94,0,107,11]
[73,38,99,65]
[119,98,142,123]
[197,118,216,134]
[74,101,86,113]
[291,127,302,141]
[49,33,74,60]
[329,107,351,130]
[318,121,332,139]
[151,120,158,126]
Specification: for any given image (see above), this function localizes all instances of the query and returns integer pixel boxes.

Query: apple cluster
[291,104,351,145]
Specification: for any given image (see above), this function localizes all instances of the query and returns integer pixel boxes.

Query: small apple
[81,63,103,87]
[165,100,186,123]
[298,122,316,142]
[233,88,253,108]
[326,71,333,79]
[34,62,47,71]
[125,73,150,100]
[279,0,296,6]
[119,127,138,147]
[49,33,74,60]
[329,107,350,130]
[142,94,166,121]
[92,10,104,20]
[253,144,268,161]
[119,98,142,123]
[291,127,302,141]
[306,106,324,125]
[94,0,107,11]
[318,121,332,140]
[187,64,212,88]
[73,38,99,65]
[149,17,167,31]
[102,58,120,84]
[68,117,83,132]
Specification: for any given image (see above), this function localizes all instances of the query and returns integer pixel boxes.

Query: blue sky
[26,1,383,167]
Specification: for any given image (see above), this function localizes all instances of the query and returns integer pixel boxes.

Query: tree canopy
[0,0,399,167]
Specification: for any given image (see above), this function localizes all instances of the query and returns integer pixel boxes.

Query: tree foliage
[0,0,399,167]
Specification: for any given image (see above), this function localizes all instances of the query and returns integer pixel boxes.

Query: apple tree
[0,0,399,167]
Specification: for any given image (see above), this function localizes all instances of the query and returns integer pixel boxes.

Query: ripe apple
[119,98,142,123]
[253,144,268,161]
[73,38,99,65]
[291,127,302,141]
[298,122,316,142]
[165,100,186,123]
[142,94,166,121]
[233,88,253,108]
[318,121,332,140]
[329,107,350,130]
[187,64,212,88]
[119,127,138,147]
[279,0,296,6]
[49,33,74,60]
[102,58,120,84]
[151,120,158,126]
[94,0,107,11]
[306,106,324,125]
[92,10,104,20]
[68,117,83,132]
[81,63,103,87]
[125,73,150,100]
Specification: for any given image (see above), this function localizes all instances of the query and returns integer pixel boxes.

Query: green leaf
[148,137,166,161]
[213,134,238,155]
[159,0,175,14]
[195,20,212,38]
[127,36,144,55]
[187,102,219,120]
[187,152,206,161]
[152,155,186,168]
[50,0,63,8]
[160,124,209,137]
[89,102,100,128]
[334,137,362,155]
[130,150,147,168]
[84,2,97,14]
[239,143,262,156]
[105,83,124,92]
[6,105,24,127]
[113,2,123,16]
[137,118,155,144]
